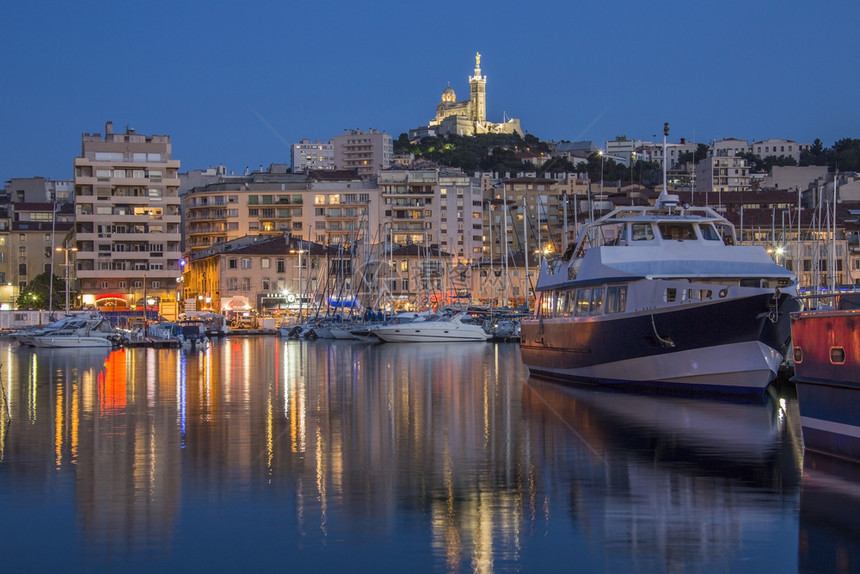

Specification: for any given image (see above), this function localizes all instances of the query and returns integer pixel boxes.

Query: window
[262,258,270,269]
[151,281,160,289]
[229,258,237,269]
[632,224,654,241]
[277,258,286,273]
[700,224,721,241]
[589,287,605,316]
[658,223,694,240]
[241,258,251,270]
[605,285,627,314]
[574,289,591,317]
[831,347,846,364]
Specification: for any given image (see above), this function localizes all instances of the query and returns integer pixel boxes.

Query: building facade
[752,138,808,164]
[184,169,307,253]
[333,129,393,177]
[291,139,335,173]
[694,150,751,196]
[73,121,182,311]
[182,233,330,317]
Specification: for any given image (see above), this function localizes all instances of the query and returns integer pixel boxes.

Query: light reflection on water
[0,337,842,572]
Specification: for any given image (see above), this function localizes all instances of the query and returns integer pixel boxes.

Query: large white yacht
[520,191,799,397]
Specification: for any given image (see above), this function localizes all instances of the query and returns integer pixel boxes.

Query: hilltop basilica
[412,53,523,139]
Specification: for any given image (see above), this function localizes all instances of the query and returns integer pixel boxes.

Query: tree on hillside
[678,144,710,165]
[799,138,827,166]
[537,156,579,176]
[831,138,860,172]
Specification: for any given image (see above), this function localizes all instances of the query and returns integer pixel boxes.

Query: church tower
[468,52,486,124]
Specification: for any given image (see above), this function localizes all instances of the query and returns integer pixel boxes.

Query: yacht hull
[521,292,797,396]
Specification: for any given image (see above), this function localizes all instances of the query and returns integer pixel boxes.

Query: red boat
[791,309,860,460]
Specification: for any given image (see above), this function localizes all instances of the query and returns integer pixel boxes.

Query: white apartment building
[638,139,699,169]
[604,137,641,167]
[713,138,751,157]
[73,121,183,310]
[333,129,393,177]
[752,138,808,163]
[291,139,335,173]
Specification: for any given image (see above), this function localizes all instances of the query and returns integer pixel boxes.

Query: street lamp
[598,150,605,197]
[55,242,78,313]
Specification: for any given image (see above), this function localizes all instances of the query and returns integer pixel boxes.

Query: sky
[3,0,859,183]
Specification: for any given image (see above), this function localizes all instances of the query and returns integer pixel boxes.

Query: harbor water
[0,337,854,573]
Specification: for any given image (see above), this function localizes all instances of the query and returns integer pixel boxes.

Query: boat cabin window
[830,347,846,364]
[574,289,591,317]
[699,223,722,241]
[715,223,736,245]
[632,223,655,241]
[605,285,627,314]
[563,291,578,316]
[589,287,605,316]
[664,288,678,303]
[658,223,694,241]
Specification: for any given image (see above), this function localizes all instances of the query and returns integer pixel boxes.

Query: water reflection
[799,452,860,573]
[0,339,812,572]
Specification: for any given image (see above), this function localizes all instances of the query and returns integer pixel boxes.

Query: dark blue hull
[521,291,797,396]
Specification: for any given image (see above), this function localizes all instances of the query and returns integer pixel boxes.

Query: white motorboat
[20,315,121,348]
[369,311,490,343]
[520,190,799,397]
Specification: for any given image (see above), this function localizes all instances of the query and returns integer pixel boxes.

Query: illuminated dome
[441,86,456,103]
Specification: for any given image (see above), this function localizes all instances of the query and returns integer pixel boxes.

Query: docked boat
[790,308,860,460]
[13,314,121,348]
[369,311,490,343]
[520,190,799,397]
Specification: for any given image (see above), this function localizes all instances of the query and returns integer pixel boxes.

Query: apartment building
[0,202,75,309]
[291,139,335,172]
[488,175,590,258]
[438,170,484,262]
[713,138,751,158]
[3,176,73,204]
[0,176,76,308]
[638,139,699,169]
[752,138,808,163]
[306,170,378,246]
[333,129,393,177]
[695,150,751,196]
[184,168,307,253]
[73,121,182,310]
[184,167,379,253]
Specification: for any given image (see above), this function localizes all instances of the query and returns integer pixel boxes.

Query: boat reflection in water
[799,452,860,573]
[521,378,803,571]
[0,339,806,572]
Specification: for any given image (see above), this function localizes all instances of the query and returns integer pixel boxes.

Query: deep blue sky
[3,0,858,183]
